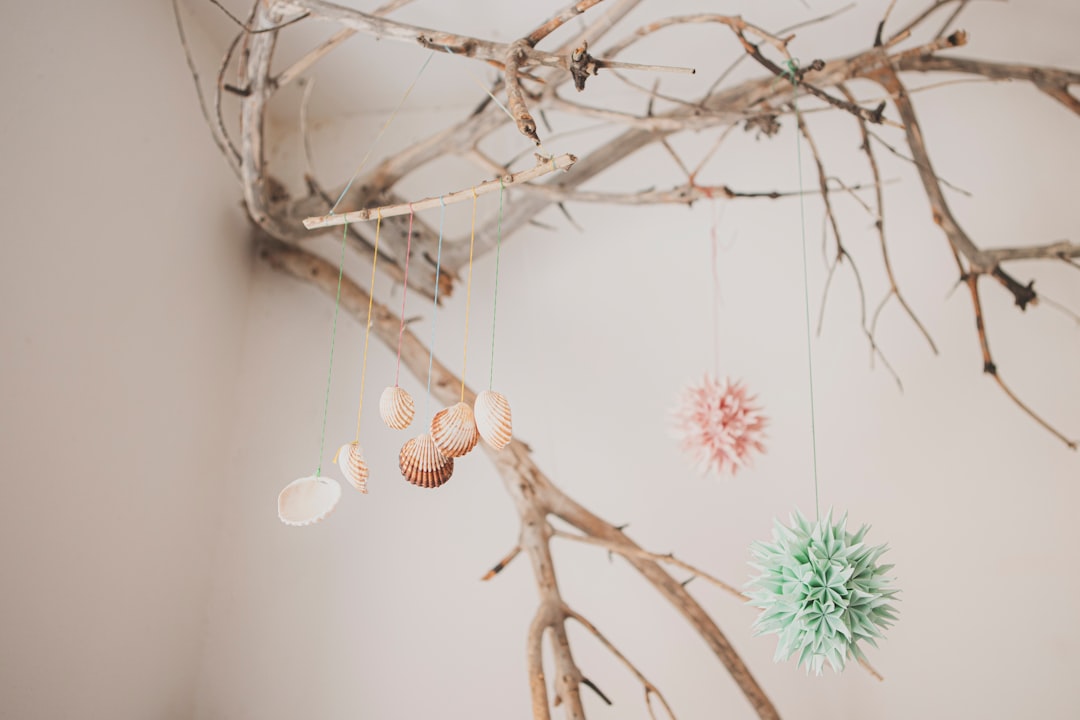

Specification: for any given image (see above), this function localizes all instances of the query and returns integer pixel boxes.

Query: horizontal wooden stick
[302,153,577,229]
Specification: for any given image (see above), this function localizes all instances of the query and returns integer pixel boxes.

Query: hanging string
[330,52,435,215]
[460,189,479,402]
[785,60,821,520]
[425,197,446,421]
[394,205,415,385]
[488,181,505,390]
[355,211,382,441]
[710,198,721,378]
[314,219,350,477]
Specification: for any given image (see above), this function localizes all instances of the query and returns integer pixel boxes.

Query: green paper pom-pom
[746,509,898,674]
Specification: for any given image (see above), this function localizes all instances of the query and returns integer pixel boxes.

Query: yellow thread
[356,211,382,441]
[460,188,478,402]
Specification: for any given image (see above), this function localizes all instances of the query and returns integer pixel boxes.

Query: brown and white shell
[474,390,513,450]
[336,441,369,494]
[430,401,480,458]
[277,475,342,527]
[398,433,454,489]
[379,385,415,430]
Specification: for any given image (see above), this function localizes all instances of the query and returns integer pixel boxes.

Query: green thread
[788,62,821,520]
[315,219,350,477]
[425,197,446,421]
[488,181,505,390]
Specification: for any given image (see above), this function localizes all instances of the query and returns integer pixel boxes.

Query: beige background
[1,1,1078,719]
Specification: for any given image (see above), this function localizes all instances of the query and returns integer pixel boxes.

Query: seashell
[379,385,415,430]
[277,475,342,527]
[399,433,454,489]
[474,390,513,450]
[430,401,480,458]
[335,441,369,493]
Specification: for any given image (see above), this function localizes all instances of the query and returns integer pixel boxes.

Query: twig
[797,110,904,388]
[552,529,746,601]
[171,0,240,175]
[301,153,576,229]
[208,0,309,33]
[839,83,938,354]
[564,606,679,719]
[526,0,609,47]
[506,40,541,145]
[275,28,356,88]
[964,274,1077,449]
[482,545,522,580]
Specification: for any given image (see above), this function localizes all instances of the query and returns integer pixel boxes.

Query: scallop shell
[336,441,369,493]
[277,475,342,527]
[474,390,513,450]
[399,433,454,489]
[379,385,415,430]
[430,401,480,458]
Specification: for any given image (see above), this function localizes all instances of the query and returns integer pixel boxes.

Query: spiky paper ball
[747,510,898,674]
[670,373,766,476]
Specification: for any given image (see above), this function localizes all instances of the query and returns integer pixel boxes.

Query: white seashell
[379,385,415,430]
[277,475,342,527]
[336,441,369,493]
[474,390,513,450]
[430,401,480,458]
[399,433,454,489]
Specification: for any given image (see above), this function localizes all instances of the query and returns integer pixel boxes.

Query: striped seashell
[277,475,342,527]
[430,401,480,458]
[336,441,369,494]
[399,433,454,489]
[379,385,415,430]
[474,390,513,450]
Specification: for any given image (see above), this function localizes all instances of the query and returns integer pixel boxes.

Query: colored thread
[330,52,435,214]
[315,219,350,477]
[425,197,446,421]
[394,205,415,385]
[710,200,721,378]
[786,61,821,520]
[441,45,516,124]
[460,189,478,402]
[355,212,382,441]
[488,181,505,390]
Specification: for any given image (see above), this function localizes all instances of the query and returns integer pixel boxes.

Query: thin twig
[564,606,678,719]
[208,0,309,33]
[552,529,746,600]
[171,0,240,175]
[302,153,576,228]
[964,274,1077,449]
[839,83,938,354]
[482,545,523,580]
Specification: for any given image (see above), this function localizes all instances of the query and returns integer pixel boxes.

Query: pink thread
[394,205,414,385]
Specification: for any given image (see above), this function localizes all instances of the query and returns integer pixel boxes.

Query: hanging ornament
[746,509,898,674]
[474,390,512,450]
[335,441,369,493]
[399,432,454,488]
[670,373,767,476]
[379,385,415,430]
[430,401,480,457]
[277,476,342,527]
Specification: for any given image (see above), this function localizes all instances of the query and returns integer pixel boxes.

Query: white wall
[193,3,1080,720]
[0,2,250,718]
[1,1,1077,719]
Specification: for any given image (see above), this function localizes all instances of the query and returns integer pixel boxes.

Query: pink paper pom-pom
[670,373,767,476]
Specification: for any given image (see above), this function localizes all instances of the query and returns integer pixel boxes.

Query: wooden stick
[301,153,577,229]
